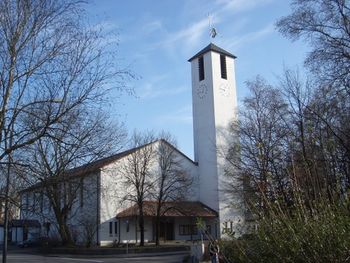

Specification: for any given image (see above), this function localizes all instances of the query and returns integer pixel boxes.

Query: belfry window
[198,56,204,81]
[220,54,227,79]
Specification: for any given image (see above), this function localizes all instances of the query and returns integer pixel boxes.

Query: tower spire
[208,13,217,39]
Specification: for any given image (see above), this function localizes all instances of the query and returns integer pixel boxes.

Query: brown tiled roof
[20,145,145,193]
[21,139,196,193]
[11,219,41,227]
[116,201,218,218]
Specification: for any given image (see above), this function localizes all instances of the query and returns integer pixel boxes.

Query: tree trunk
[57,216,73,246]
[155,215,160,246]
[138,205,145,246]
[139,216,144,246]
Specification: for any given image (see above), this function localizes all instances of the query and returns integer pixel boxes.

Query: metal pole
[2,157,11,263]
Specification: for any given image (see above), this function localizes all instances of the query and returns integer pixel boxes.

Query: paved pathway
[1,251,189,263]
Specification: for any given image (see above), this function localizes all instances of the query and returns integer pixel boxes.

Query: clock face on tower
[197,83,208,99]
[219,83,229,96]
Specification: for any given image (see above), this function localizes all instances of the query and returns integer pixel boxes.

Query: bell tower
[189,43,241,237]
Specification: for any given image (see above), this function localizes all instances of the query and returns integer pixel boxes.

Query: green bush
[222,203,350,263]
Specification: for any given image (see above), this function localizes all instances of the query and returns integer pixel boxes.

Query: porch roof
[116,201,218,218]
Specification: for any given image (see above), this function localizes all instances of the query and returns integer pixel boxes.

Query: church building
[18,43,242,246]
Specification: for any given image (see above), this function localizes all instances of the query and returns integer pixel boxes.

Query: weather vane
[208,13,217,39]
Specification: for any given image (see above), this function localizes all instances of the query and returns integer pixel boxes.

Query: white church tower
[189,43,242,238]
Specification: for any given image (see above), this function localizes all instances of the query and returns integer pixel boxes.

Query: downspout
[96,171,101,246]
[135,216,137,243]
[118,218,120,243]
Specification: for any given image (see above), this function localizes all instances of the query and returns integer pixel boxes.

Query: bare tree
[225,76,290,213]
[0,0,131,257]
[276,0,350,90]
[78,217,99,248]
[21,109,126,246]
[152,133,192,246]
[120,131,156,246]
[277,0,350,199]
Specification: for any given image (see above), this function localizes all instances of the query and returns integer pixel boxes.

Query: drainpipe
[118,218,120,243]
[96,172,101,246]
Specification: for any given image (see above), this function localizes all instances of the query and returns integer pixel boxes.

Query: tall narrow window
[220,55,227,79]
[80,178,84,207]
[114,221,118,235]
[109,222,113,236]
[198,56,205,81]
[25,193,29,211]
[40,192,44,212]
[33,192,37,209]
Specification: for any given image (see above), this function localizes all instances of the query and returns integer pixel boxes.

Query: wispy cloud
[148,0,274,55]
[224,23,275,50]
[153,17,210,53]
[136,74,189,100]
[142,20,163,35]
[139,84,188,100]
[155,105,193,125]
[216,0,274,13]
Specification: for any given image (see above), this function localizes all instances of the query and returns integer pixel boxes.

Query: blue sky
[87,0,308,158]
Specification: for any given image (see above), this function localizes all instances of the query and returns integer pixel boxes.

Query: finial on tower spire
[208,13,217,39]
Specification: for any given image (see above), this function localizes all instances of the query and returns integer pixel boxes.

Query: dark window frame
[109,221,113,236]
[198,56,205,81]
[220,54,227,79]
[80,178,84,207]
[206,225,211,235]
[114,221,118,235]
[179,224,198,235]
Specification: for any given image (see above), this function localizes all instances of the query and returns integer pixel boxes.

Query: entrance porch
[116,201,218,243]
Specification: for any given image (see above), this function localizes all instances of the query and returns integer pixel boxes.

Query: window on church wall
[24,193,29,211]
[40,192,44,212]
[220,54,227,79]
[80,178,84,207]
[179,224,198,235]
[198,56,205,81]
[206,225,211,235]
[109,221,113,236]
[32,192,37,209]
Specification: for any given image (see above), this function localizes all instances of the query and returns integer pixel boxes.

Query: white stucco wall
[99,141,199,245]
[191,48,242,238]
[19,141,200,246]
[19,172,99,245]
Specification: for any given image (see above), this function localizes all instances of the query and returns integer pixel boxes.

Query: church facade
[19,43,242,246]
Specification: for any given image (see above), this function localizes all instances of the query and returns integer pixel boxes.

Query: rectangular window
[80,178,84,207]
[206,225,212,235]
[114,221,118,235]
[220,54,227,79]
[179,225,198,235]
[40,192,44,212]
[198,56,205,81]
[33,192,37,209]
[109,222,113,236]
[25,193,29,211]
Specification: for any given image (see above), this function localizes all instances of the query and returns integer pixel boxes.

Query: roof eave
[188,43,237,62]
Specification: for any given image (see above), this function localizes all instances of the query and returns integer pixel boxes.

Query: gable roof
[116,201,218,218]
[188,43,237,62]
[20,139,196,193]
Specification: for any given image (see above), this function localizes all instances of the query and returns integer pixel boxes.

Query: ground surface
[1,251,189,263]
[1,252,188,263]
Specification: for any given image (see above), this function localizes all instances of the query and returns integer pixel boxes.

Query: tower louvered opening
[220,55,227,79]
[198,56,205,81]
